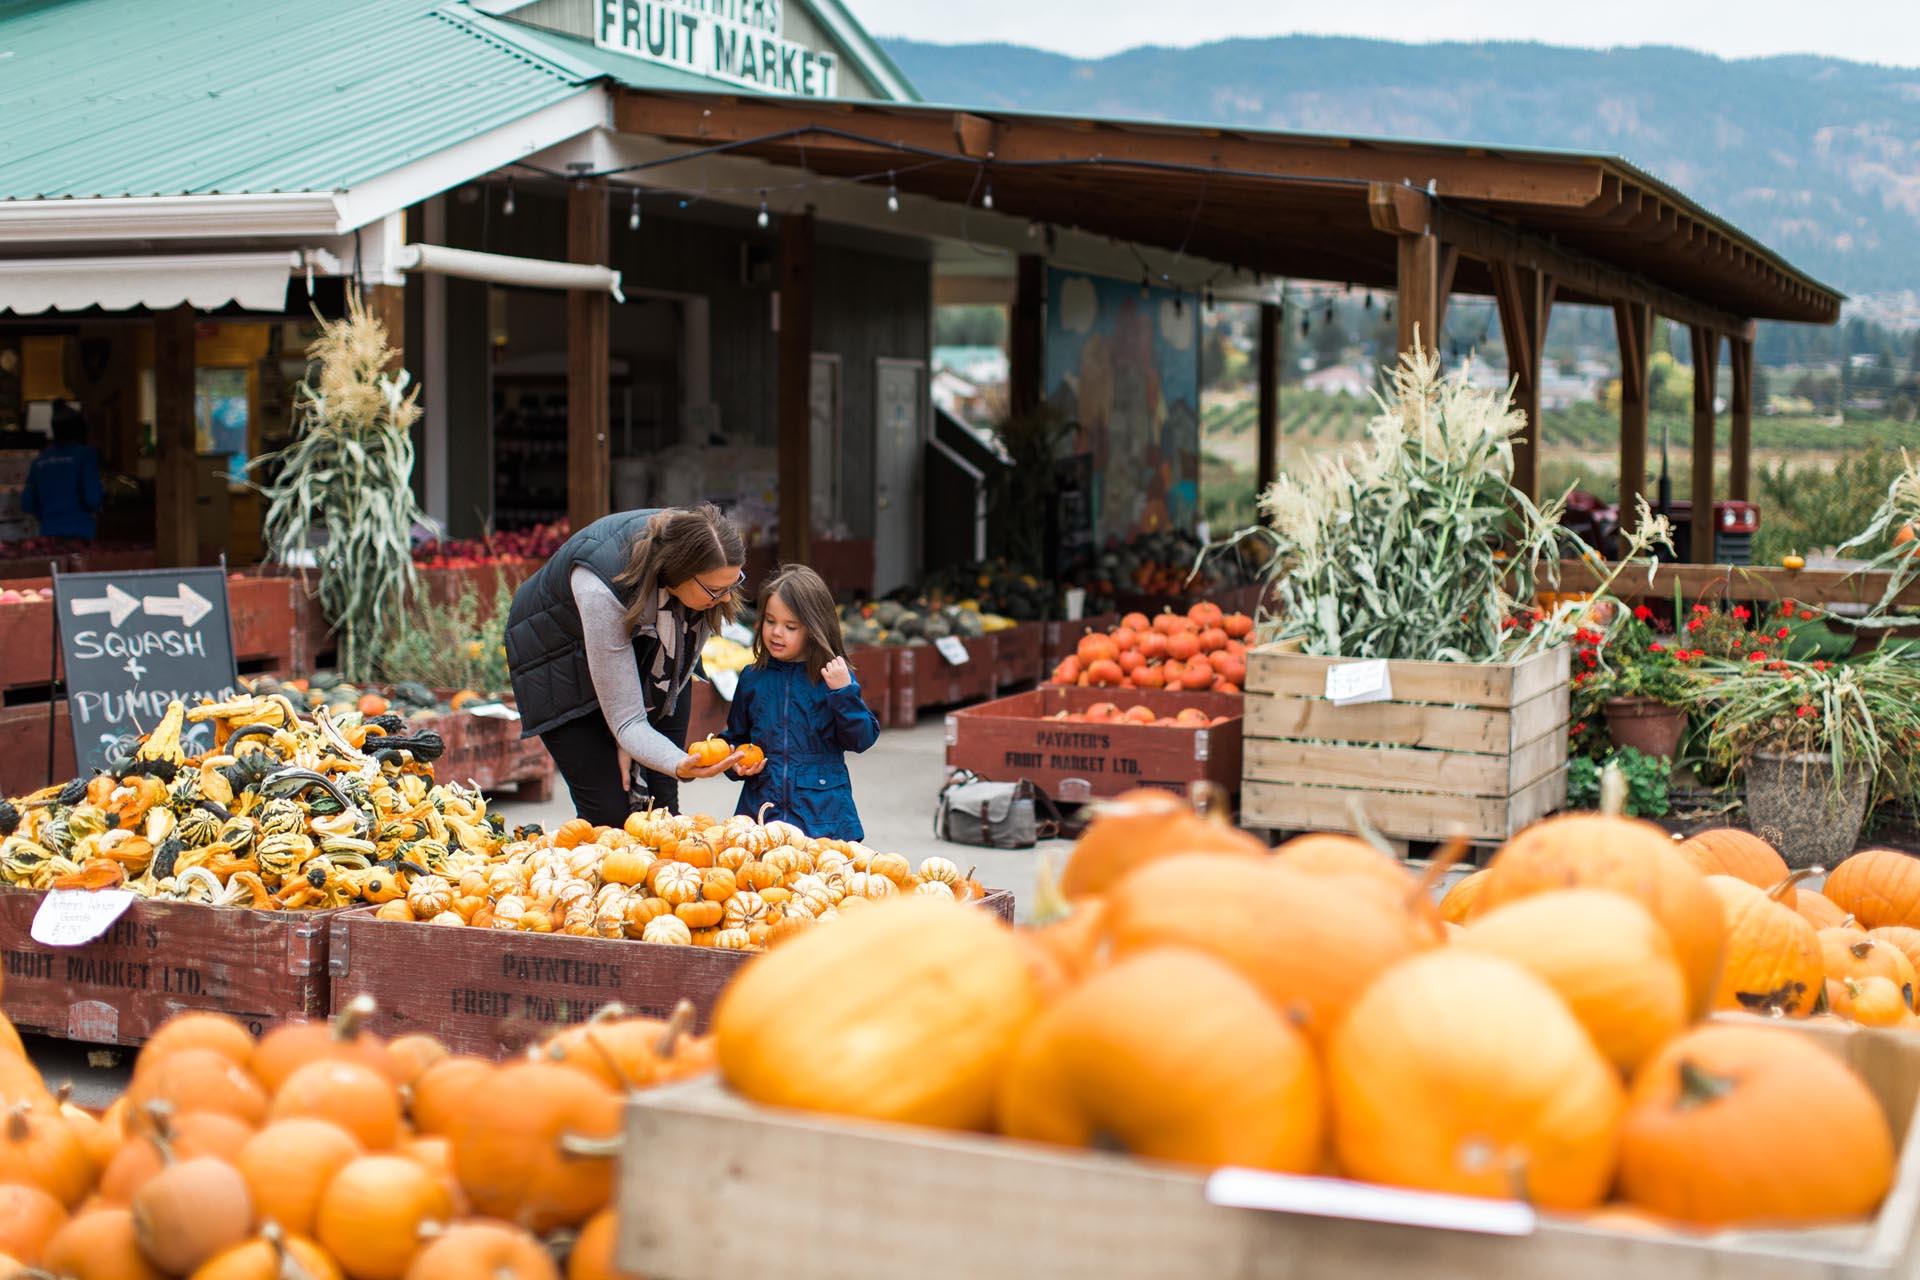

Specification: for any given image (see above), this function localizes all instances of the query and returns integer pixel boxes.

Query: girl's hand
[822,656,851,690]
[675,749,743,781]
[736,754,768,777]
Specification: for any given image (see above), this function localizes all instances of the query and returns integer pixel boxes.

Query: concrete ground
[494,714,1074,923]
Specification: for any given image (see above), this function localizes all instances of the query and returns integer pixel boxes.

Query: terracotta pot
[1602,697,1685,760]
[1745,750,1870,870]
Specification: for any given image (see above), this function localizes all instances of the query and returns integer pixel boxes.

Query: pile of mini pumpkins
[711,792,1900,1231]
[0,991,689,1277]
[372,808,988,951]
[1050,605,1252,693]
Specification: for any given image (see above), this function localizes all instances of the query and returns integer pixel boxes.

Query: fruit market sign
[52,567,238,776]
[596,0,841,98]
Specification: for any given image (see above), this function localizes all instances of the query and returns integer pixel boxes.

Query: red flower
[1633,605,1654,621]
[1692,604,1711,615]
[1686,619,1703,633]
[1799,610,1816,621]
[1732,606,1751,621]
[1814,660,1832,671]
[1572,672,1588,686]
[1748,651,1766,662]
[1648,642,1665,654]
[1572,721,1587,734]
[1796,705,1814,718]
[1780,601,1797,617]
[1775,626,1791,639]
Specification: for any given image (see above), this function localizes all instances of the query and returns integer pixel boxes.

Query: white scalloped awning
[0,251,299,315]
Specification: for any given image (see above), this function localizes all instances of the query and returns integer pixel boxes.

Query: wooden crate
[0,888,338,1045]
[1241,645,1569,844]
[425,702,555,802]
[992,623,1045,692]
[328,889,1016,1058]
[905,636,998,715]
[946,687,1242,805]
[616,1017,1920,1280]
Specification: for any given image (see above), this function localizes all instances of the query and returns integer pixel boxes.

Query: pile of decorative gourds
[0,990,692,1277]
[1448,831,1920,1031]
[375,808,986,952]
[710,790,1899,1232]
[0,696,511,910]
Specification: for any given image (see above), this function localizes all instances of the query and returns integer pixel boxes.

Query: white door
[874,358,927,594]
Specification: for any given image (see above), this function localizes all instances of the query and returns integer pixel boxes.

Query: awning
[0,251,300,315]
[394,243,624,301]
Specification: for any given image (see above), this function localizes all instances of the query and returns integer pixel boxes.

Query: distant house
[1302,365,1373,397]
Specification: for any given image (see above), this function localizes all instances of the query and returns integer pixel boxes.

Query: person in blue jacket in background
[22,403,103,540]
[725,563,880,840]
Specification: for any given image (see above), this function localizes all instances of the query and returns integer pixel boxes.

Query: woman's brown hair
[753,564,846,682]
[615,502,746,633]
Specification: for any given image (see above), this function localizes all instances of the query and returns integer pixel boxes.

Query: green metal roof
[0,0,592,200]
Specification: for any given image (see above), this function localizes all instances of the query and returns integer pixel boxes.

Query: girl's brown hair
[753,564,846,682]
[615,502,746,633]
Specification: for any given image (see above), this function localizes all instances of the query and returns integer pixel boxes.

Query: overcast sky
[863,0,1920,65]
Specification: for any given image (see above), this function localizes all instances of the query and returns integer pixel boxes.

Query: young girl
[724,565,880,840]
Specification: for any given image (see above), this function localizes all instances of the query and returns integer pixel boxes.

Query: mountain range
[882,36,1920,306]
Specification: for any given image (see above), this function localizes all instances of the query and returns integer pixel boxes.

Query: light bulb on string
[503,177,516,217]
[886,172,899,213]
[1365,291,1374,311]
[1204,289,1215,313]
[1323,301,1333,324]
[757,191,770,230]
[1384,301,1394,323]
[627,188,641,232]
[982,178,994,210]
[1300,315,1310,338]
[1140,274,1151,300]
[1173,295,1184,318]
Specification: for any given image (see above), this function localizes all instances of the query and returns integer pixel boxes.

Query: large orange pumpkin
[1795,889,1854,932]
[405,1221,559,1280]
[0,1183,64,1266]
[1272,833,1411,896]
[1675,829,1790,894]
[98,1112,252,1204]
[449,1063,621,1232]
[252,998,397,1093]
[1707,874,1824,1017]
[1867,926,1920,979]
[237,1118,362,1238]
[0,1100,96,1210]
[39,1204,164,1279]
[1058,789,1265,899]
[1820,928,1917,1008]
[1481,813,1725,1017]
[1617,1023,1893,1225]
[408,1057,495,1137]
[315,1155,453,1280]
[997,949,1322,1172]
[1825,849,1920,930]
[125,1047,268,1134]
[132,1012,255,1080]
[269,1060,402,1150]
[1455,889,1686,1075]
[1327,949,1623,1209]
[715,899,1042,1131]
[1102,855,1435,1045]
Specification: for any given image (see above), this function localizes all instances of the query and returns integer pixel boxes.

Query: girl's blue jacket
[724,658,880,840]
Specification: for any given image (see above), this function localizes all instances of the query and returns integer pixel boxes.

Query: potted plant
[1695,646,1920,868]
[1574,606,1697,760]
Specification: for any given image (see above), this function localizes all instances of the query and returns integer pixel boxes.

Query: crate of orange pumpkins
[1047,603,1253,695]
[610,796,1920,1280]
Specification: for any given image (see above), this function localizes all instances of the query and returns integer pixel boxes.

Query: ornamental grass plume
[251,289,431,681]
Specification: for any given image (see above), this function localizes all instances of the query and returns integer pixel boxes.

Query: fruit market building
[0,0,1844,590]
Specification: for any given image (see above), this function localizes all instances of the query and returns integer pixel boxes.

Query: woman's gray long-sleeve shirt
[571,567,689,775]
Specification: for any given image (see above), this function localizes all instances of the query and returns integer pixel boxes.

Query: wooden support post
[1728,334,1753,502]
[1393,232,1456,360]
[1491,263,1554,504]
[1614,301,1652,533]
[1009,254,1044,420]
[777,209,815,567]
[567,181,612,533]
[153,306,198,568]
[1689,326,1721,563]
[1256,300,1280,503]
[368,283,406,372]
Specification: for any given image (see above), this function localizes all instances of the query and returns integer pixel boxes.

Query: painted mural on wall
[1042,268,1199,541]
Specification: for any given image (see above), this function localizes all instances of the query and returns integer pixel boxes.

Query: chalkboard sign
[52,566,239,776]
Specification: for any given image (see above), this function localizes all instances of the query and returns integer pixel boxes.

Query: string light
[1365,290,1374,311]
[1300,315,1310,338]
[503,177,515,217]
[1323,300,1333,324]
[886,171,899,213]
[1204,288,1215,313]
[1140,274,1151,299]
[757,190,770,229]
[627,187,641,232]
[982,178,994,210]
[1172,295,1184,317]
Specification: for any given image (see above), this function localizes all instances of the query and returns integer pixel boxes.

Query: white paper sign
[31,890,136,947]
[1205,1169,1537,1237]
[465,702,522,721]
[711,667,740,702]
[1063,588,1087,622]
[935,636,971,665]
[721,621,755,647]
[1325,659,1392,706]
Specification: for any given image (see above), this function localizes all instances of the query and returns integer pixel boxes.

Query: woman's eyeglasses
[693,571,745,604]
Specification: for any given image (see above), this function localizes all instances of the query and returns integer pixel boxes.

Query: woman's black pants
[538,695,691,827]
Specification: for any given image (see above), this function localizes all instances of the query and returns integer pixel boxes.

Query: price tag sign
[721,622,755,647]
[935,636,971,666]
[1205,1169,1536,1236]
[1325,659,1392,706]
[711,667,740,702]
[30,890,136,947]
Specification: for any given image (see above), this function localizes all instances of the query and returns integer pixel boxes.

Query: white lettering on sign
[597,0,839,97]
[1205,1169,1536,1236]
[31,890,137,948]
[1325,659,1392,706]
[935,636,970,666]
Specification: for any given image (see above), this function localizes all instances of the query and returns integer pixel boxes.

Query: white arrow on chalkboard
[70,584,139,626]
[142,583,213,627]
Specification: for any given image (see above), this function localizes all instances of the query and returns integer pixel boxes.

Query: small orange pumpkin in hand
[687,737,733,769]
[735,743,766,770]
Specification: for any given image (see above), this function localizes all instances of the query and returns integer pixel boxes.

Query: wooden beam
[1492,263,1554,504]
[368,283,405,372]
[567,181,611,532]
[1009,254,1044,420]
[1395,231,1451,359]
[1257,301,1280,502]
[952,112,995,159]
[778,210,815,566]
[1555,559,1920,609]
[153,306,197,568]
[1728,334,1754,502]
[1614,300,1652,533]
[1689,325,1721,563]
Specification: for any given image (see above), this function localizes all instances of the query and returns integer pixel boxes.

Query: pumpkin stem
[1767,867,1821,901]
[1410,834,1470,906]
[1841,914,1859,929]
[558,1132,625,1159]
[757,802,776,825]
[588,1003,629,1026]
[334,994,376,1041]
[1676,1058,1736,1110]
[655,999,696,1061]
[52,1082,72,1107]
